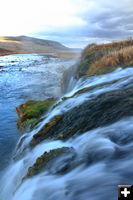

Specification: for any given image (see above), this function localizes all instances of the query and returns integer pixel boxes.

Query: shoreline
[0,51,80,59]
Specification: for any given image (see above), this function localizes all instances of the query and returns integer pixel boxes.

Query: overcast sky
[0,0,133,48]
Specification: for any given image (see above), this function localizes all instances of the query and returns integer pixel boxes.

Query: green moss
[87,63,133,77]
[30,114,63,146]
[52,79,123,111]
[87,66,118,77]
[16,98,56,131]
[23,147,70,179]
[57,133,65,140]
[24,118,37,129]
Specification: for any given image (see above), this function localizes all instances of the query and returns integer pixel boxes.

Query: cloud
[0,0,88,35]
[36,0,133,47]
[81,0,133,40]
[0,0,133,47]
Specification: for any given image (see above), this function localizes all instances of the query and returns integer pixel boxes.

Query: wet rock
[30,86,133,146]
[30,115,62,146]
[23,147,75,180]
[16,97,56,132]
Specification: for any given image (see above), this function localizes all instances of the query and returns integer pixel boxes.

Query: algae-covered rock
[23,147,75,179]
[30,115,62,146]
[52,76,129,110]
[30,86,133,146]
[16,98,56,131]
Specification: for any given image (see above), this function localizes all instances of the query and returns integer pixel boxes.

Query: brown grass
[83,40,133,57]
[88,46,133,75]
[77,39,133,77]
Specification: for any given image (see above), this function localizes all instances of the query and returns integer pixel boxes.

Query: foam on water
[1,67,133,200]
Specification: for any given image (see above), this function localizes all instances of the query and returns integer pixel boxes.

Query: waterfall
[1,67,133,200]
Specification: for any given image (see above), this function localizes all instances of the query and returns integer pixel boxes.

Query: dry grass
[55,50,81,59]
[83,39,133,58]
[77,39,133,77]
[88,46,133,75]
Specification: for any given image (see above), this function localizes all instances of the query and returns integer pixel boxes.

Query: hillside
[77,39,133,77]
[0,36,79,58]
[0,47,15,56]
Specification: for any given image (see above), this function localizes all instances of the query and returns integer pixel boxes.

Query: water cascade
[1,66,133,200]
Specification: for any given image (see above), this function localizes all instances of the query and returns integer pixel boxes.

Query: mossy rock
[30,86,133,146]
[52,77,128,110]
[30,114,62,146]
[16,98,56,131]
[23,147,75,180]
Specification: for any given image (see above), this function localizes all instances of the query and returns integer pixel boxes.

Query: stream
[0,55,133,200]
[0,53,75,171]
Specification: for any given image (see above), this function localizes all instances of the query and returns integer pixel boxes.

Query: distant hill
[0,36,80,58]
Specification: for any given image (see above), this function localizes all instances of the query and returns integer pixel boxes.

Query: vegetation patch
[52,77,128,110]
[30,114,62,146]
[16,98,56,131]
[30,86,133,146]
[23,147,74,180]
[77,39,133,77]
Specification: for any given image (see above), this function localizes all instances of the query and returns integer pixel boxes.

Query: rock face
[30,86,133,146]
[16,98,56,131]
[30,115,62,146]
[23,147,75,180]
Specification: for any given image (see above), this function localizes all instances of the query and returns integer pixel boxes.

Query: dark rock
[30,86,133,146]
[23,147,75,180]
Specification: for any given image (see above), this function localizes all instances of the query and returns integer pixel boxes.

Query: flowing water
[1,58,133,200]
[0,54,75,170]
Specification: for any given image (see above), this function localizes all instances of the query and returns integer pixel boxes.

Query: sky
[0,0,133,48]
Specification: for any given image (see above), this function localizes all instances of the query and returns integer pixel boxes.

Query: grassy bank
[77,39,133,77]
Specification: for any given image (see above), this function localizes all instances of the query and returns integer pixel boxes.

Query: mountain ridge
[0,35,80,58]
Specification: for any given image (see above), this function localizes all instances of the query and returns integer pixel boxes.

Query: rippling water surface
[1,54,133,200]
[0,54,75,170]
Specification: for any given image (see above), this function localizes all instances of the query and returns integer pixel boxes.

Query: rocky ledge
[16,98,56,131]
[23,147,76,180]
[30,86,133,146]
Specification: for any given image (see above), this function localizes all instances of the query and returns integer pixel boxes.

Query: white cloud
[0,0,90,36]
[0,0,133,47]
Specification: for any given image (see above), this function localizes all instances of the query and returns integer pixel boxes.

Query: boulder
[30,86,133,146]
[16,98,56,131]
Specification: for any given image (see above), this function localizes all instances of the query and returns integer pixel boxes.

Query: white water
[1,67,133,200]
[0,54,75,170]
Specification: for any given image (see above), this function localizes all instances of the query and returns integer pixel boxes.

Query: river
[1,55,133,200]
[0,54,75,171]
